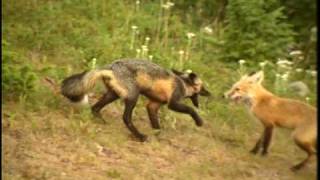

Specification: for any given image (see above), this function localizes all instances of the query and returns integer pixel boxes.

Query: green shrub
[2,40,38,96]
[222,0,294,63]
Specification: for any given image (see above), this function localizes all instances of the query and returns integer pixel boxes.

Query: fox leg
[291,141,315,171]
[91,90,119,119]
[261,126,274,155]
[146,101,162,129]
[123,95,147,142]
[250,137,262,154]
[168,100,203,126]
[291,131,317,171]
[250,126,273,155]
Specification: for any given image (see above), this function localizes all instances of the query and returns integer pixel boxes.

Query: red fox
[61,59,211,142]
[224,71,317,171]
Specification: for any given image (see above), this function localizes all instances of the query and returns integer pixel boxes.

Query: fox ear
[171,69,184,76]
[189,73,197,80]
[240,74,249,80]
[248,71,264,84]
[189,73,202,85]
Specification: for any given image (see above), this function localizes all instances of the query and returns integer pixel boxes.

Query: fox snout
[199,87,211,96]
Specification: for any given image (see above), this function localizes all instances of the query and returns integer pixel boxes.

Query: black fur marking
[92,90,119,118]
[61,71,87,102]
[168,78,203,126]
[199,87,211,96]
[190,94,199,108]
[146,102,161,129]
[261,126,274,155]
[68,95,85,102]
[250,137,262,154]
[248,71,256,76]
[123,95,147,142]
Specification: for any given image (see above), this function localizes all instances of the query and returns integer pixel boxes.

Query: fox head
[224,71,264,104]
[172,69,211,107]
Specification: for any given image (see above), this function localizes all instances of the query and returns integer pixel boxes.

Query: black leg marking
[250,137,262,154]
[168,101,203,126]
[146,101,161,129]
[291,139,316,171]
[91,91,119,119]
[123,96,147,142]
[261,126,274,156]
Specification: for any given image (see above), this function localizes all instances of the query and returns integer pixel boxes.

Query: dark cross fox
[61,59,211,141]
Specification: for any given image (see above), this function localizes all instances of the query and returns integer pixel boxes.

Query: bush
[222,0,294,63]
[2,40,38,97]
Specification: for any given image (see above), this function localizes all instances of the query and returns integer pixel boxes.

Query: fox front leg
[250,137,262,154]
[146,101,162,129]
[168,100,203,126]
[261,126,274,155]
[250,126,274,155]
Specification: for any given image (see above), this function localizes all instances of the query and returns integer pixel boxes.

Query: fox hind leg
[123,94,147,142]
[91,90,119,121]
[291,134,316,171]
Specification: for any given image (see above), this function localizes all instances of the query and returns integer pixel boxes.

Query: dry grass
[2,98,317,180]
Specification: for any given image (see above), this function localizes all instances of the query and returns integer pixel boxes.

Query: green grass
[2,100,317,179]
[2,0,317,179]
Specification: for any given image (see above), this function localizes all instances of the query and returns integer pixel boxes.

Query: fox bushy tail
[61,69,113,103]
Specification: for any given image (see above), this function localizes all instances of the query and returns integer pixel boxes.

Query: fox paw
[249,148,259,154]
[137,134,148,142]
[92,111,106,124]
[195,120,203,126]
[290,164,304,172]
[261,151,268,156]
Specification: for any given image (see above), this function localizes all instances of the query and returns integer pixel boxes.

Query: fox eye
[235,88,240,91]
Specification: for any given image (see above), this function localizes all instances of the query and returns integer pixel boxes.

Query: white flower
[185,69,192,74]
[289,50,302,56]
[136,48,141,53]
[167,1,174,7]
[295,68,303,73]
[136,0,140,5]
[162,4,170,9]
[259,61,267,67]
[162,2,174,9]
[281,73,289,80]
[204,26,213,34]
[145,37,150,42]
[305,97,310,102]
[310,70,317,77]
[186,32,196,39]
[238,59,246,64]
[148,55,153,60]
[178,50,184,55]
[276,59,293,65]
[131,25,138,30]
[141,45,148,51]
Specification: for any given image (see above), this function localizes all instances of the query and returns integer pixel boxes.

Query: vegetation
[2,0,317,179]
